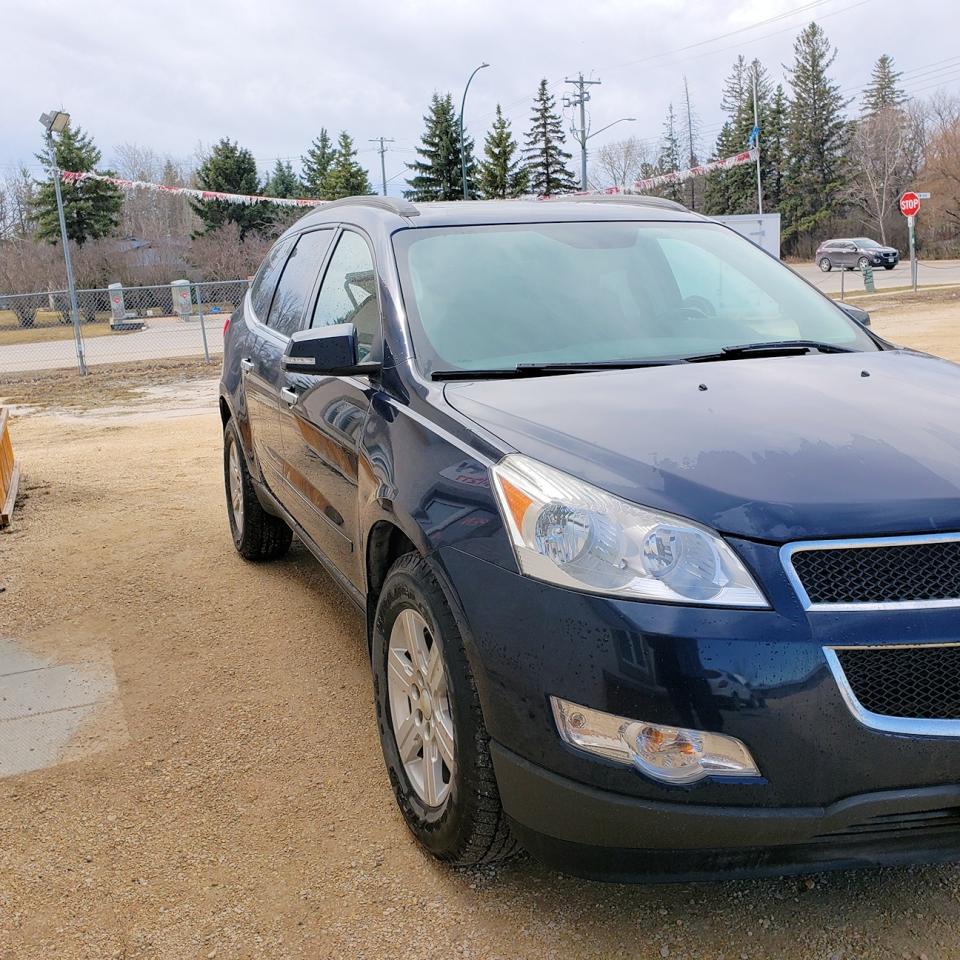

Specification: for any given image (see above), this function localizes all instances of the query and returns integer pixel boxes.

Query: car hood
[444,351,960,542]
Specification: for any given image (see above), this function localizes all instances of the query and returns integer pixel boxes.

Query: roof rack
[319,195,420,217]
[546,194,688,212]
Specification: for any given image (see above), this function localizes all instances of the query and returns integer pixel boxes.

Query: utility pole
[752,61,763,215]
[369,137,394,196]
[564,73,602,190]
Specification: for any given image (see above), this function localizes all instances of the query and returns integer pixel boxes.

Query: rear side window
[249,236,295,322]
[311,231,380,362]
[266,229,335,338]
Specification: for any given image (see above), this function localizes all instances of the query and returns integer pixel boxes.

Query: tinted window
[250,236,295,322]
[393,221,877,373]
[311,231,380,362]
[266,229,335,337]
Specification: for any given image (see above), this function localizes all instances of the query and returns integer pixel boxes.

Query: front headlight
[490,454,767,607]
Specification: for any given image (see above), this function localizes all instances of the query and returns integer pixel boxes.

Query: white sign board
[713,213,781,259]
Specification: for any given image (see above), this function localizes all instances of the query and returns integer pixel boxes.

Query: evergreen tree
[523,79,577,196]
[703,57,775,217]
[862,54,906,116]
[656,104,684,204]
[764,84,788,211]
[301,129,336,198]
[266,159,300,198]
[405,93,476,201]
[478,105,529,198]
[321,132,373,199]
[190,138,273,239]
[30,123,123,246]
[781,22,850,248]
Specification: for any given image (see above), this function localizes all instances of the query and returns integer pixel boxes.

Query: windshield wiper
[686,340,856,363]
[432,359,686,381]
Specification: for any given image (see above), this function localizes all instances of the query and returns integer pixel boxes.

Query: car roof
[287,196,706,236]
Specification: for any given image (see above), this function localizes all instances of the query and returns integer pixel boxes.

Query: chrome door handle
[280,387,298,406]
[240,358,254,372]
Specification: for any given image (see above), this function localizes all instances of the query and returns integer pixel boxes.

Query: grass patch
[0,321,139,347]
[0,358,221,411]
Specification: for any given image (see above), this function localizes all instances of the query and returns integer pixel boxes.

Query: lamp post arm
[460,63,489,200]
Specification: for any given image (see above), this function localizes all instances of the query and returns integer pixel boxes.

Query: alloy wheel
[387,608,455,807]
[228,439,244,536]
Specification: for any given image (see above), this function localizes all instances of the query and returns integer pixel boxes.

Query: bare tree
[0,167,36,241]
[845,107,914,244]
[592,137,652,191]
[111,143,199,242]
[187,222,271,281]
[919,92,960,239]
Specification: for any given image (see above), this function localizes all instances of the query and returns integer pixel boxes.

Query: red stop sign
[900,191,921,216]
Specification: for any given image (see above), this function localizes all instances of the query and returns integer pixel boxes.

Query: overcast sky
[4,0,959,196]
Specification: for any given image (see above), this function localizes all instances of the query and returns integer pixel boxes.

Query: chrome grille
[783,534,960,609]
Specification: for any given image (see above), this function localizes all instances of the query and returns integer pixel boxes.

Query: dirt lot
[3,298,960,959]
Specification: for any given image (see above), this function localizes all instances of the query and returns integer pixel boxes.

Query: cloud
[3,0,956,193]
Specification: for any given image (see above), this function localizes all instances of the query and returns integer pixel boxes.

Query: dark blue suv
[220,195,960,881]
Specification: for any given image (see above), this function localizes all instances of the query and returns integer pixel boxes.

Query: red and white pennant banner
[60,170,325,208]
[567,148,758,197]
[64,147,758,208]
[627,148,757,193]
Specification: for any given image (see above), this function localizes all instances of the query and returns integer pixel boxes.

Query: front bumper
[493,742,960,881]
[436,542,960,877]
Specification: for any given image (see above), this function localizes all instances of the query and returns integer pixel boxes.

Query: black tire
[223,418,292,561]
[372,552,518,866]
[857,256,870,271]
[818,257,832,272]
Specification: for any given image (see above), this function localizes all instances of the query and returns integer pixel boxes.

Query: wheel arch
[365,519,419,648]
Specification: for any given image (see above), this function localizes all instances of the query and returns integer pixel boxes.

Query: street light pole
[460,62,489,200]
[39,110,86,375]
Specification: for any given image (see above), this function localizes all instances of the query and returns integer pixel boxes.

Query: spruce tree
[764,84,788,211]
[523,80,577,196]
[478,105,529,198]
[862,54,906,116]
[703,58,776,217]
[656,104,684,204]
[301,129,336,198]
[190,138,273,239]
[31,123,123,246]
[405,93,476,201]
[266,159,300,198]
[321,132,373,199]
[781,23,850,248]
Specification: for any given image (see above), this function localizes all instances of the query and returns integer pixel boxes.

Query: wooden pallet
[0,406,20,527]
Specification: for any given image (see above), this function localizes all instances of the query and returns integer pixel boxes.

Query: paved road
[0,315,224,374]
[792,258,960,295]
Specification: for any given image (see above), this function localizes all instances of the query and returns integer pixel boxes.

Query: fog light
[550,697,761,785]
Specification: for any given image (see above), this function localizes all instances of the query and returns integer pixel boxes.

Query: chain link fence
[0,279,249,375]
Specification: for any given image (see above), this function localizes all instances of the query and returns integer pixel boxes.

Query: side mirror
[282,323,378,375]
[839,303,871,327]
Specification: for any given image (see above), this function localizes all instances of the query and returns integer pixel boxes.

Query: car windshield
[855,238,881,248]
[392,221,878,373]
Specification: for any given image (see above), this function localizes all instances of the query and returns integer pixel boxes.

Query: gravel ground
[3,299,960,959]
